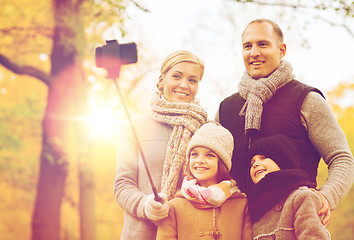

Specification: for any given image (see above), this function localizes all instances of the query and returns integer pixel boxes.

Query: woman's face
[158,62,202,103]
[250,154,281,184]
[189,146,219,187]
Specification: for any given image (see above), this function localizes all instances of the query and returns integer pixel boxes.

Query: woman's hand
[144,193,169,221]
[310,188,331,228]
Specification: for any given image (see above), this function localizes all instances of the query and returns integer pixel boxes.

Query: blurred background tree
[0,0,130,239]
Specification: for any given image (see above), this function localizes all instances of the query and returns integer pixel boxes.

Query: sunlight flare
[87,108,118,138]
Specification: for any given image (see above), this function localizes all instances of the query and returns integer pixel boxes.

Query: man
[217,19,354,227]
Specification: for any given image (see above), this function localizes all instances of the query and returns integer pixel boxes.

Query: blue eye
[189,78,198,84]
[243,44,251,50]
[190,152,198,157]
[207,153,217,158]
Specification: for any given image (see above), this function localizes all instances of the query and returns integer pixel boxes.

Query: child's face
[189,146,219,187]
[250,155,281,184]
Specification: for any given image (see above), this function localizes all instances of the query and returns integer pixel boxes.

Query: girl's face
[250,155,281,184]
[158,62,202,103]
[189,147,219,187]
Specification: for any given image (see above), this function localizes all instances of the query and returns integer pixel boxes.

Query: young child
[157,122,253,240]
[248,134,331,239]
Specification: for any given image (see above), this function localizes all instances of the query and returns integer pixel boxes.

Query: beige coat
[252,187,331,240]
[157,191,253,240]
[114,113,175,240]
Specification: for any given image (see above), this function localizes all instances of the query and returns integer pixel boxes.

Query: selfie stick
[95,40,162,203]
[113,78,163,203]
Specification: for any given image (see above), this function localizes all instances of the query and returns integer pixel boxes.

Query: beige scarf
[151,92,208,199]
[238,60,295,134]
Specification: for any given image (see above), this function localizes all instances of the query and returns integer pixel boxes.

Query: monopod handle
[152,187,163,203]
[113,78,163,203]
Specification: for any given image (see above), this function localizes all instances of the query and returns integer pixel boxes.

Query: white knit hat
[186,122,234,171]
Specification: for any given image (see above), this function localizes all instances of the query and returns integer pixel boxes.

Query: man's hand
[310,188,331,228]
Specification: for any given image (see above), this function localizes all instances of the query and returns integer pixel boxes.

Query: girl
[248,135,331,239]
[114,50,208,240]
[157,122,252,240]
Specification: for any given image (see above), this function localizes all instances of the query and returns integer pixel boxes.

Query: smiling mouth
[255,169,265,176]
[174,91,189,96]
[195,167,208,171]
[250,61,264,66]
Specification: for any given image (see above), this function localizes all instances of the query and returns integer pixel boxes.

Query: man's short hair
[242,18,284,45]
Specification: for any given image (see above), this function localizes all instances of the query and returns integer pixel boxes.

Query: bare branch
[231,0,353,14]
[228,0,354,38]
[128,0,150,12]
[0,26,53,38]
[0,53,51,86]
[315,15,354,38]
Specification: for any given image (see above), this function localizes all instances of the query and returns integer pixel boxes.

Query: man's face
[242,22,286,79]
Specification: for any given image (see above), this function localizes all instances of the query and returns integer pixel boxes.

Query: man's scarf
[238,60,295,134]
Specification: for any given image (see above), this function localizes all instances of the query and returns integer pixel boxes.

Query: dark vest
[219,80,324,192]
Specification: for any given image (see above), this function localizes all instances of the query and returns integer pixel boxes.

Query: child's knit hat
[186,122,234,171]
[249,135,300,170]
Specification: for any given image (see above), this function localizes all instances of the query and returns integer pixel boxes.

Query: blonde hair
[160,50,205,79]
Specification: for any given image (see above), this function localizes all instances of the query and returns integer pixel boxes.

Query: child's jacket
[252,186,331,239]
[157,190,252,240]
[248,170,331,240]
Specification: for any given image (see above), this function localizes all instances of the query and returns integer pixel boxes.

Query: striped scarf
[180,176,242,208]
[151,92,208,200]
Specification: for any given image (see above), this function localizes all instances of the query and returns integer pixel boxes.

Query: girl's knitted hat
[186,122,234,171]
[249,135,301,170]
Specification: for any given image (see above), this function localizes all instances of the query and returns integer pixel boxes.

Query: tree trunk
[31,0,96,239]
[31,138,68,240]
[79,158,97,240]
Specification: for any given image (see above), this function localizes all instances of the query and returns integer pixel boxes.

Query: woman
[114,50,208,240]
